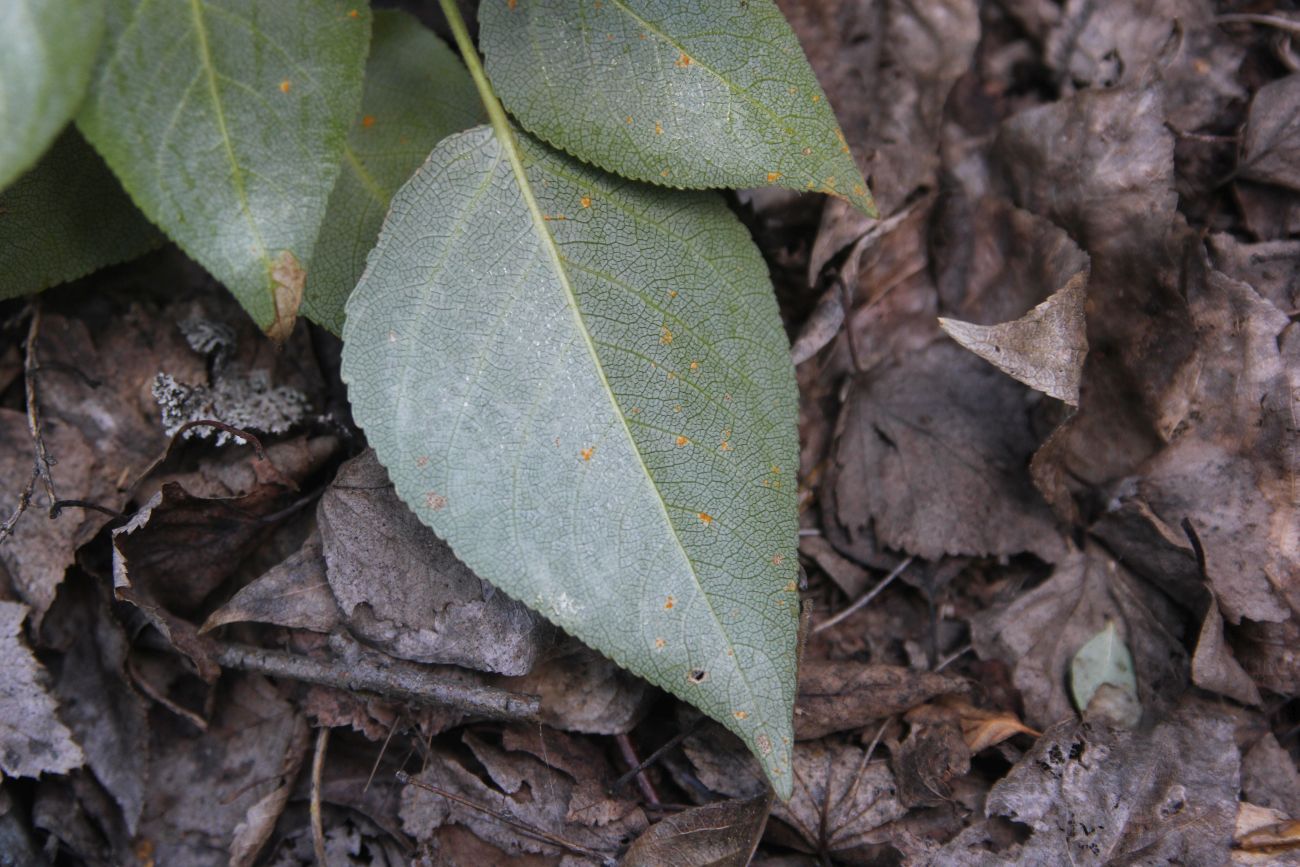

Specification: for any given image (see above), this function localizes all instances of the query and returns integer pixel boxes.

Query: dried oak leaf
[622,792,773,867]
[794,659,969,740]
[970,542,1188,730]
[400,727,646,863]
[945,699,1239,864]
[202,527,343,634]
[825,340,1064,562]
[1208,233,1300,316]
[1192,597,1263,707]
[319,450,551,675]
[1241,74,1300,193]
[0,600,83,778]
[684,725,907,859]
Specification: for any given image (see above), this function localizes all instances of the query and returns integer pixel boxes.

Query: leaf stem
[437,0,519,158]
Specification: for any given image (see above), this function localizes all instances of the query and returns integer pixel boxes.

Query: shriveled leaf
[201,528,343,634]
[302,9,484,334]
[1191,597,1262,707]
[0,0,103,189]
[940,271,1088,405]
[493,642,651,735]
[342,127,800,795]
[622,792,774,867]
[0,130,160,300]
[0,601,83,779]
[479,0,874,214]
[1070,621,1140,728]
[77,0,371,337]
[1240,74,1300,193]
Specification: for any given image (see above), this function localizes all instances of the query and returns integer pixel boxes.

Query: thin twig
[936,643,973,672]
[397,771,616,866]
[613,733,660,806]
[49,499,125,520]
[609,719,700,793]
[24,307,56,507]
[172,419,269,459]
[0,466,39,544]
[212,642,541,722]
[812,556,914,634]
[311,727,329,866]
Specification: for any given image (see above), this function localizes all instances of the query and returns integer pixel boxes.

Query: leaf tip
[266,251,305,344]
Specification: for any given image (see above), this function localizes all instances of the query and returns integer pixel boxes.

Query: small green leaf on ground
[302,9,485,335]
[0,0,104,190]
[0,130,161,300]
[479,0,874,214]
[342,126,801,796]
[1071,621,1141,728]
[77,0,370,339]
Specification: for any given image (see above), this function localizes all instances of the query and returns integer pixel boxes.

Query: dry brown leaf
[1241,74,1300,193]
[493,641,651,735]
[318,450,551,675]
[891,704,971,808]
[0,600,83,778]
[202,527,342,634]
[970,542,1188,729]
[1192,596,1263,706]
[940,271,1088,405]
[825,340,1065,562]
[1242,735,1300,818]
[1208,233,1300,316]
[622,793,773,867]
[794,659,968,740]
[941,697,1039,754]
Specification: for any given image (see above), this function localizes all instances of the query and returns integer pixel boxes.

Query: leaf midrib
[491,124,762,712]
[188,0,272,288]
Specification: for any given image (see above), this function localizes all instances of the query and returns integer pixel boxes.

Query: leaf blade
[479,0,874,214]
[302,9,485,335]
[0,0,104,190]
[77,0,370,337]
[342,126,800,796]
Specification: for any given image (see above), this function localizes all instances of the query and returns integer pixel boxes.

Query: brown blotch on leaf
[267,250,305,344]
[424,492,447,511]
[664,595,675,610]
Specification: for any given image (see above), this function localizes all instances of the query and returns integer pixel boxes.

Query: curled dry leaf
[622,792,774,867]
[493,641,651,736]
[1241,734,1300,817]
[1191,597,1263,707]
[940,272,1088,405]
[0,601,83,779]
[318,450,551,675]
[794,659,969,740]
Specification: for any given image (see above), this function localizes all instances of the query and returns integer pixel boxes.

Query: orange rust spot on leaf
[660,168,671,177]
[625,115,633,124]
[660,326,673,344]
[580,447,594,461]
[673,404,682,413]
[676,435,689,447]
[773,554,785,567]
[788,86,798,95]
[766,171,782,183]
[655,120,663,135]
[348,8,360,18]
[416,455,429,468]
[631,406,641,414]
[668,290,678,299]
[542,214,567,221]
[654,637,666,649]
[279,80,291,93]
[675,52,692,67]
[854,184,866,196]
[667,370,677,380]
[698,512,713,525]
[362,115,375,128]
[812,94,821,102]
[772,465,781,474]
[719,441,732,452]
[664,595,675,610]
[425,492,447,511]
[507,0,517,8]
[784,579,796,591]
[689,360,699,370]
[802,147,813,156]
[580,195,591,208]
[734,710,748,720]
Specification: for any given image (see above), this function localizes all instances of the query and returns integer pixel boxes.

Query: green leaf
[342,125,801,796]
[0,0,104,191]
[0,129,161,300]
[77,0,371,340]
[478,0,874,215]
[1071,621,1141,728]
[302,9,485,335]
